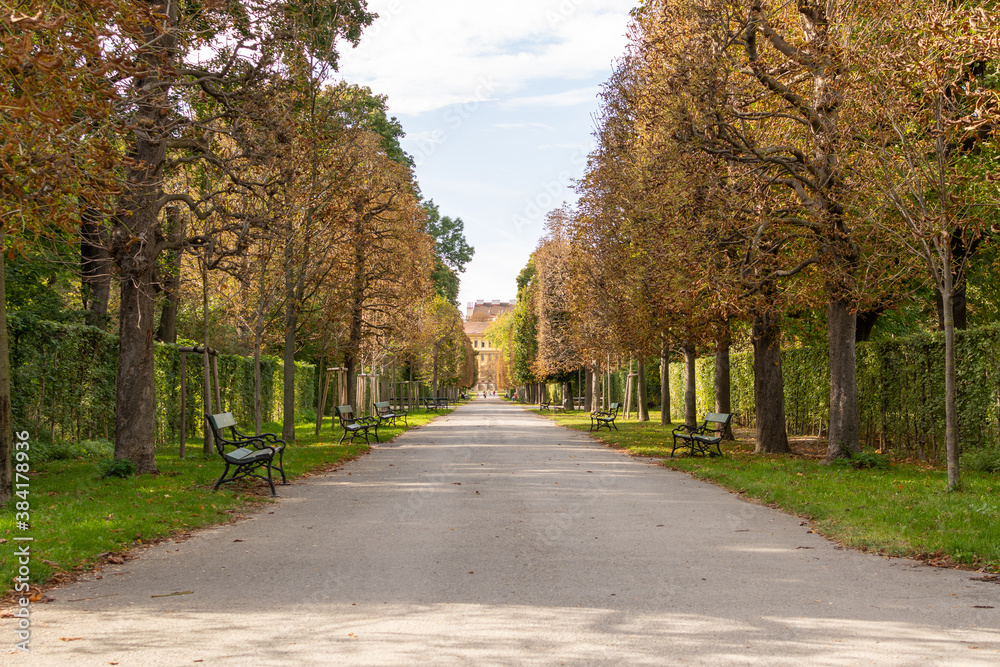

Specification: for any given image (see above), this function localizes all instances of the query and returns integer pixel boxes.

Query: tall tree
[107,0,374,469]
[1,2,133,500]
[533,209,582,409]
[680,0,875,460]
[861,1,1000,489]
[424,200,475,305]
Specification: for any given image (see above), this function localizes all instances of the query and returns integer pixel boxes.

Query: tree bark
[281,216,298,441]
[81,208,113,331]
[752,311,791,454]
[660,344,672,425]
[282,299,297,441]
[936,283,968,332]
[941,270,960,490]
[715,334,733,439]
[855,309,882,343]
[589,362,602,412]
[201,263,213,456]
[683,343,697,427]
[155,207,184,343]
[637,358,649,422]
[114,269,158,472]
[562,381,573,410]
[110,0,179,473]
[314,355,326,437]
[825,297,860,460]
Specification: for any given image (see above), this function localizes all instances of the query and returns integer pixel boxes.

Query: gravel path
[6,397,999,665]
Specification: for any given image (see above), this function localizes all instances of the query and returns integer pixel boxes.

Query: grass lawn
[1,407,451,598]
[533,407,1000,573]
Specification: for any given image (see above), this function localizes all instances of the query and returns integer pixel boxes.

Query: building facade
[463,300,515,392]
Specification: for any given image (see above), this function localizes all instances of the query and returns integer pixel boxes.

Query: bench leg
[213,462,232,491]
[276,449,288,485]
[264,460,277,497]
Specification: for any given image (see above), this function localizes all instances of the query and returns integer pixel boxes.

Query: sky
[336,0,635,315]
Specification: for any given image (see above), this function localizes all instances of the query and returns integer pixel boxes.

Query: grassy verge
[534,407,1000,573]
[1,408,451,597]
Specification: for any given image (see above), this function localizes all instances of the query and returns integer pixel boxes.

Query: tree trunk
[81,208,113,331]
[110,0,178,473]
[825,297,860,460]
[282,299,297,441]
[683,343,697,427]
[0,228,14,503]
[936,283,968,332]
[637,358,649,422]
[432,345,440,397]
[589,363,602,412]
[941,277,960,490]
[855,309,882,343]
[114,270,158,472]
[562,381,573,410]
[155,207,184,343]
[584,366,593,412]
[201,263,213,456]
[752,311,791,454]
[314,355,326,437]
[254,329,263,436]
[715,335,733,439]
[660,344,671,425]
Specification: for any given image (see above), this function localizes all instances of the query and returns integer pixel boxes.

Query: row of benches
[561,402,735,457]
[207,400,733,497]
[205,401,413,496]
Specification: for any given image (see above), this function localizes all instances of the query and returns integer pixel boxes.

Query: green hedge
[9,315,315,447]
[544,325,1000,460]
[662,325,1000,459]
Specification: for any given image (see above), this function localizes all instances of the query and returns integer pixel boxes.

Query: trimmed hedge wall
[9,315,315,447]
[667,325,1000,457]
[540,325,1000,459]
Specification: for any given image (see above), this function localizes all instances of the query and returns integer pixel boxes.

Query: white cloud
[504,86,602,109]
[493,122,553,130]
[337,0,632,115]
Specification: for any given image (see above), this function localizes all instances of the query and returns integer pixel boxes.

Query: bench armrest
[232,428,285,447]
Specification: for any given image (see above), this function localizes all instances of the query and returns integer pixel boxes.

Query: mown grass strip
[534,407,1000,573]
[1,408,450,596]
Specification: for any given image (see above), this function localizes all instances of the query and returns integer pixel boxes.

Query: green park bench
[205,412,287,496]
[335,405,379,444]
[671,412,734,457]
[590,402,620,432]
[374,400,407,427]
[422,397,449,411]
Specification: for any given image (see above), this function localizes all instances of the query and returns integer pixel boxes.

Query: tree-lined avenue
[14,399,999,665]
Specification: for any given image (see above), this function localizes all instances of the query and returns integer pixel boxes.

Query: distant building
[463,300,515,391]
